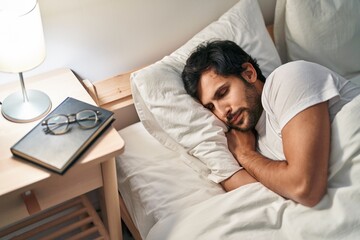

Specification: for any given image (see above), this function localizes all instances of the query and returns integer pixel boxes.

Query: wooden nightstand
[0,69,124,240]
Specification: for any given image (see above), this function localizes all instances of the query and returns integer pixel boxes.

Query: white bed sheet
[115,122,224,239]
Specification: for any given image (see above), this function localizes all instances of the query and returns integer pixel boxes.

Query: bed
[88,0,360,239]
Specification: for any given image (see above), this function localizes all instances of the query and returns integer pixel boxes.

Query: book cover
[11,97,114,174]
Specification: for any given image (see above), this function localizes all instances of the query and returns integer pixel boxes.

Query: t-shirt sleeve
[262,61,341,130]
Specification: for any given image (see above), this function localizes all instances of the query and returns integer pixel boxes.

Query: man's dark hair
[181,40,265,99]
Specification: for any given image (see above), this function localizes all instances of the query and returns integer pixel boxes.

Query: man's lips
[228,109,243,125]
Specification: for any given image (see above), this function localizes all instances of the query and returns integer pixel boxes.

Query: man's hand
[226,129,256,161]
[220,129,258,192]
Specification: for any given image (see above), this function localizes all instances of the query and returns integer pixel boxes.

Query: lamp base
[1,90,52,123]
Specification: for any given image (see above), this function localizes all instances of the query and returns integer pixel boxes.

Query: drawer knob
[22,190,41,215]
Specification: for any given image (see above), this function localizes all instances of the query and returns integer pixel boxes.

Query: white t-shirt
[255,60,360,160]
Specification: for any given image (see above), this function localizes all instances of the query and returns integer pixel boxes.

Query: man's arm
[226,102,330,207]
[220,169,257,191]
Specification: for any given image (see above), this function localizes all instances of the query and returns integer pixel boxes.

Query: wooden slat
[0,197,82,238]
[1,195,109,240]
[67,226,98,240]
[38,217,93,240]
[81,195,109,239]
[12,208,87,240]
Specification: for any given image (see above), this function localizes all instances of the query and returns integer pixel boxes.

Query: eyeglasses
[42,109,102,135]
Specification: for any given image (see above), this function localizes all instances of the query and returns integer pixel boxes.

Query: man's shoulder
[271,60,325,75]
[262,60,334,111]
[265,60,336,89]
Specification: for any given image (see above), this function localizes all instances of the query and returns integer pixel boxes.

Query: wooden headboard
[81,70,138,130]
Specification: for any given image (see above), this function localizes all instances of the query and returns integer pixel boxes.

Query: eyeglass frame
[41,109,102,135]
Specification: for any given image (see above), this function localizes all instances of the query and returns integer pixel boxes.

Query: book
[11,97,114,174]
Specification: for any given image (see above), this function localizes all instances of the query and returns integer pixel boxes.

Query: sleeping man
[181,40,360,207]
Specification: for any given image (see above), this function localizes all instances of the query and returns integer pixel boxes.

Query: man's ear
[241,62,257,83]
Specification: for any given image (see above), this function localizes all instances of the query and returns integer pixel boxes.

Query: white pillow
[131,0,281,183]
[274,0,360,79]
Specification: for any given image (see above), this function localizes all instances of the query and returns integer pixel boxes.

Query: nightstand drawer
[0,163,102,228]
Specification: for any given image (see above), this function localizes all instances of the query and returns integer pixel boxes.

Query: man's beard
[226,83,262,132]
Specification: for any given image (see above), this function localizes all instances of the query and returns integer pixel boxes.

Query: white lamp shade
[0,0,46,73]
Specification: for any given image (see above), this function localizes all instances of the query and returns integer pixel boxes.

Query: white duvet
[146,95,360,240]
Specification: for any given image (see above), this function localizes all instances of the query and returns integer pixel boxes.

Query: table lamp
[0,0,51,123]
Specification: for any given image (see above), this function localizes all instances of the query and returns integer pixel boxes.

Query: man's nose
[216,102,231,120]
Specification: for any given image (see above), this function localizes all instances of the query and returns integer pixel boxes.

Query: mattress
[115,122,224,239]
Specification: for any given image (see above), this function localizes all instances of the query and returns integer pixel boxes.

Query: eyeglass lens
[47,115,69,134]
[76,110,98,128]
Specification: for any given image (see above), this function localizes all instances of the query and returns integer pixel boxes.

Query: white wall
[0,0,276,85]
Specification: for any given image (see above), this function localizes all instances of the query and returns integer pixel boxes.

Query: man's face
[197,66,262,132]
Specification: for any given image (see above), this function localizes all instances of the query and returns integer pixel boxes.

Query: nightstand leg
[101,157,122,240]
